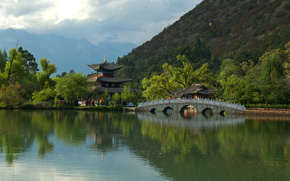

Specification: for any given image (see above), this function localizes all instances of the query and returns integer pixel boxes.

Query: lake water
[0,110,289,180]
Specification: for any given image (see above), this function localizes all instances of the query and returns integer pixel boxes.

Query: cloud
[0,0,202,45]
[2,0,53,17]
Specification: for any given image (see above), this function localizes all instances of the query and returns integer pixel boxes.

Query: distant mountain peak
[0,29,136,74]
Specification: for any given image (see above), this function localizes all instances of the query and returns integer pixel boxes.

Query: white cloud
[0,0,202,45]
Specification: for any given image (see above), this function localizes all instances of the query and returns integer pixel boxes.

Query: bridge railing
[137,98,246,111]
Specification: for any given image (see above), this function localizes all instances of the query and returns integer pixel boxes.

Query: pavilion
[171,84,215,99]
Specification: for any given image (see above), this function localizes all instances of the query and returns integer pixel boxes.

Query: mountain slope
[0,29,136,74]
[118,0,290,82]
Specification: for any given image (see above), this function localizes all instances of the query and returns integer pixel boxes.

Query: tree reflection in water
[0,110,289,180]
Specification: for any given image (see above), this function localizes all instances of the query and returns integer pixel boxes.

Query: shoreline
[1,105,290,116]
[243,108,290,116]
[0,105,124,111]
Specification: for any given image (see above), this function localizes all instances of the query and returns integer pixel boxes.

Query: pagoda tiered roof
[94,87,126,93]
[89,87,137,93]
[88,62,124,71]
[87,75,131,83]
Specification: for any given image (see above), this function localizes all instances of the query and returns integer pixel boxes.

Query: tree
[142,73,179,101]
[36,58,56,88]
[2,49,8,62]
[0,50,6,72]
[261,54,284,81]
[121,86,135,103]
[1,48,38,99]
[164,55,213,88]
[0,73,6,85]
[142,55,214,101]
[17,47,39,74]
[218,58,244,101]
[32,87,56,103]
[0,84,25,106]
[258,52,289,104]
[5,48,25,83]
[101,89,110,105]
[112,92,121,104]
[54,73,88,105]
[39,58,56,77]
[283,42,290,76]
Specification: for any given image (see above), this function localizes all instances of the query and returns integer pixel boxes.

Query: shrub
[0,84,25,106]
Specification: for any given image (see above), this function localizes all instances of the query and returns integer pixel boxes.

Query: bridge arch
[202,107,214,117]
[179,105,196,118]
[163,106,174,113]
[150,108,157,113]
[179,105,196,113]
[220,110,228,116]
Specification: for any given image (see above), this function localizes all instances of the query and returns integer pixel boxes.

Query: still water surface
[0,110,289,180]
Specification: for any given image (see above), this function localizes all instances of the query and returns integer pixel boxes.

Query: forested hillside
[117,0,290,83]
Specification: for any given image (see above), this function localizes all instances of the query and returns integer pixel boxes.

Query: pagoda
[87,57,132,94]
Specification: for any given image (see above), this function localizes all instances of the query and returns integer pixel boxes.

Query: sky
[0,0,202,45]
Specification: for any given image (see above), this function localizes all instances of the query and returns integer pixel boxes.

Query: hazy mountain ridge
[118,0,290,82]
[0,28,136,74]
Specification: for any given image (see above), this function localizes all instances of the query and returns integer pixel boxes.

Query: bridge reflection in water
[137,112,246,130]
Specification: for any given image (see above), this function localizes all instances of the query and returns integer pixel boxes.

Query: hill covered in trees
[117,0,290,83]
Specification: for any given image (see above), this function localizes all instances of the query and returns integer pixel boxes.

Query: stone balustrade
[137,98,246,114]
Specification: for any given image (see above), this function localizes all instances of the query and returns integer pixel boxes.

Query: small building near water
[171,84,215,99]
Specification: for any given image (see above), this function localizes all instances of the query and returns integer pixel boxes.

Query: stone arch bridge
[136,98,246,114]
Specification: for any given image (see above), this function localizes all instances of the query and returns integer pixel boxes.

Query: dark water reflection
[0,110,289,180]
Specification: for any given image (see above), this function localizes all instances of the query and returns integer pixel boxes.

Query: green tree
[54,73,88,105]
[218,58,244,101]
[17,47,39,74]
[36,58,56,88]
[112,92,121,104]
[39,58,56,76]
[121,85,135,103]
[163,55,213,88]
[0,50,6,72]
[142,55,214,101]
[0,84,25,106]
[0,73,6,85]
[2,49,8,62]
[258,52,289,104]
[32,87,56,103]
[142,73,179,101]
[1,48,38,99]
[283,42,290,76]
[101,89,110,105]
[261,54,284,81]
[5,48,25,83]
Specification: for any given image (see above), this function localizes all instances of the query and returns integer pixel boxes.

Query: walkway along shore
[244,108,290,116]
